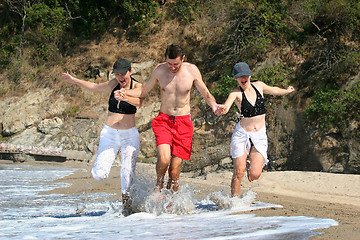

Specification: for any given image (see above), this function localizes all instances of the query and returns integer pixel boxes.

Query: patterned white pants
[91,124,140,194]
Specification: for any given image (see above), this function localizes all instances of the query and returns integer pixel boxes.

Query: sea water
[0,163,337,239]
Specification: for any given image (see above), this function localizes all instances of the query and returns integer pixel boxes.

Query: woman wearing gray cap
[62,59,142,214]
[215,62,295,197]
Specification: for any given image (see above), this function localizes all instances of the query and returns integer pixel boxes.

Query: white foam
[0,163,338,239]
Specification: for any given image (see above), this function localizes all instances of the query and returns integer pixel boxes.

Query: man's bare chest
[159,76,193,95]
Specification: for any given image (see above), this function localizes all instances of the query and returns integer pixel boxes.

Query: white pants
[91,124,140,194]
[230,122,269,166]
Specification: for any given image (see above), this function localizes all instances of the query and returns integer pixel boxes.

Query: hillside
[0,0,359,173]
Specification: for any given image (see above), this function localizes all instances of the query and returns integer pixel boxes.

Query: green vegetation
[305,80,360,129]
[121,0,161,39]
[0,0,359,131]
[26,2,68,64]
[305,86,346,129]
[211,74,238,104]
[171,0,202,24]
[67,105,79,117]
[210,0,289,64]
[252,64,292,88]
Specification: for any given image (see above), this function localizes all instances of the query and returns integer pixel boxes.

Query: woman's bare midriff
[240,114,266,132]
[105,112,136,129]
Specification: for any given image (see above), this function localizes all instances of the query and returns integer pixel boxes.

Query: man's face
[166,56,184,73]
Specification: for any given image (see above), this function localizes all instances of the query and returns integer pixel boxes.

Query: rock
[1,82,359,174]
[136,100,161,129]
[37,117,64,134]
[59,118,101,152]
[329,163,344,173]
[131,60,155,74]
[108,60,155,80]
[349,120,359,132]
[321,136,340,149]
[348,139,360,173]
[139,128,156,158]
[99,70,108,78]
[183,131,231,172]
[8,127,61,148]
[86,63,101,78]
[61,149,92,162]
[317,153,334,172]
[1,89,69,136]
[218,157,232,169]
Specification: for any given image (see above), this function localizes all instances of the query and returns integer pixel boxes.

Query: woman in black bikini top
[61,59,143,215]
[108,77,138,114]
[239,83,266,118]
[214,62,295,198]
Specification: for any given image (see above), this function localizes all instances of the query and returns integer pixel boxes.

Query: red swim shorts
[151,112,194,160]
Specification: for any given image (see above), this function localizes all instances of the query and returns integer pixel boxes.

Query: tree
[4,0,34,59]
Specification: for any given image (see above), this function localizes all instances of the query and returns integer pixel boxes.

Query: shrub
[305,87,345,128]
[26,2,68,64]
[295,0,360,89]
[0,25,18,69]
[211,74,238,104]
[343,80,360,121]
[171,0,203,24]
[305,80,360,129]
[217,0,289,63]
[67,105,80,117]
[65,0,115,37]
[122,0,160,40]
[297,45,360,89]
[252,63,292,88]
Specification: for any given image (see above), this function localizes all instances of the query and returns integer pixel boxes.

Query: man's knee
[157,155,171,170]
[168,167,180,179]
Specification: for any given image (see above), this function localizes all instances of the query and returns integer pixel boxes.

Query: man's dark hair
[164,44,184,59]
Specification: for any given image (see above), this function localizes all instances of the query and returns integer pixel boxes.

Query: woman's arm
[215,90,239,115]
[260,81,295,96]
[61,73,115,93]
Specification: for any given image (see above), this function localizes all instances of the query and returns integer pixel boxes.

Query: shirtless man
[115,44,218,192]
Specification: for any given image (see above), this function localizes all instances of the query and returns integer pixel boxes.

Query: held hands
[114,88,127,101]
[211,104,219,115]
[214,104,227,116]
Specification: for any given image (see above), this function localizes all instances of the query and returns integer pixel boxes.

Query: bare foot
[152,186,163,201]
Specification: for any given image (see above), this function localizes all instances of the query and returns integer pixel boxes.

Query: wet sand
[3,160,360,240]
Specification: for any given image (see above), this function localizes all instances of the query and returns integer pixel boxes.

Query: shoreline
[2,159,360,239]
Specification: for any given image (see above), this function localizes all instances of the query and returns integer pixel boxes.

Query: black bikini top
[108,77,137,114]
[240,83,266,118]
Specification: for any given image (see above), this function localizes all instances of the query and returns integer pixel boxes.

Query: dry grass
[1,2,228,106]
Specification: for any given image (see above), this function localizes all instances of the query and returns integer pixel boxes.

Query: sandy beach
[4,159,360,240]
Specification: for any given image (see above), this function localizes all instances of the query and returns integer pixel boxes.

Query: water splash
[209,189,257,210]
[112,168,258,217]
[0,163,338,239]
[125,176,196,216]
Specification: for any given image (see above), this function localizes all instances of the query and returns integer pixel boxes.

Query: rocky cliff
[1,60,359,174]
